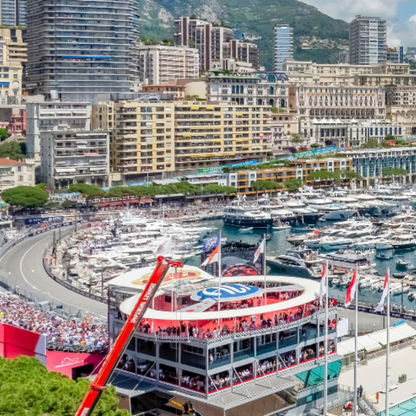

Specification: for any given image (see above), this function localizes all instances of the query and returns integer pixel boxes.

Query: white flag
[153,238,173,256]
[375,271,389,312]
[254,239,265,263]
[319,264,327,308]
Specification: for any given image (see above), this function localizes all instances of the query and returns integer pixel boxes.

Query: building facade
[289,85,386,119]
[225,157,351,193]
[174,17,259,71]
[347,147,416,186]
[274,25,294,71]
[25,0,140,99]
[26,102,92,163]
[308,119,404,148]
[207,73,290,108]
[0,158,35,191]
[138,45,199,85]
[112,101,272,183]
[349,16,387,65]
[0,0,26,26]
[40,130,109,190]
[386,85,416,119]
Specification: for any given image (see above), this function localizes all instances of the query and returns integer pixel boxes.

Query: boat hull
[223,217,273,229]
[267,259,313,279]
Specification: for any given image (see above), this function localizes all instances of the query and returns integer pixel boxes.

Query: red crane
[75,256,183,416]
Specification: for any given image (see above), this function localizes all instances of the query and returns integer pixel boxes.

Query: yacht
[390,234,416,250]
[285,200,324,224]
[223,206,273,228]
[267,249,322,279]
[261,205,297,225]
[319,250,373,271]
[318,236,354,251]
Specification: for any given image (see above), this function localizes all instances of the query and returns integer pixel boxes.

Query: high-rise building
[273,25,293,71]
[0,0,26,26]
[349,16,387,65]
[138,45,199,85]
[25,0,140,99]
[174,17,259,71]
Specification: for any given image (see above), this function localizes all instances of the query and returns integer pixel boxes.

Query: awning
[368,323,416,346]
[55,168,76,173]
[357,335,381,353]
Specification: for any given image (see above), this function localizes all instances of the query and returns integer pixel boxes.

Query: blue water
[193,219,416,311]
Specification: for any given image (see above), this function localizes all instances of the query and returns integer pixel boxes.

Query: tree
[0,127,9,141]
[332,170,363,184]
[382,167,407,182]
[2,186,48,207]
[0,356,131,416]
[284,178,304,193]
[203,184,236,195]
[364,138,379,149]
[69,183,107,197]
[0,141,25,160]
[291,134,301,144]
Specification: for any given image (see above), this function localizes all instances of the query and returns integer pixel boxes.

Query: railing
[128,308,337,345]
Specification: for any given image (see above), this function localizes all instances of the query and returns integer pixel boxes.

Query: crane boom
[75,256,183,416]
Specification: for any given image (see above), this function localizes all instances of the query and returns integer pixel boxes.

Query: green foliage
[291,134,301,144]
[35,183,47,191]
[203,183,236,195]
[138,0,349,69]
[364,138,379,148]
[251,180,281,192]
[382,167,407,177]
[284,178,304,193]
[0,356,131,416]
[271,107,285,114]
[0,141,25,160]
[69,184,107,197]
[307,170,362,184]
[0,128,9,141]
[2,186,48,207]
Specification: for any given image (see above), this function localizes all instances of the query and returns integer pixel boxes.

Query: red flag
[345,270,358,308]
[375,271,389,312]
[319,264,326,308]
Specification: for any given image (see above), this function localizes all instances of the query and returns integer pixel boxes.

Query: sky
[300,0,416,48]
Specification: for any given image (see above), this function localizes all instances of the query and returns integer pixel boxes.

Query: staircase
[358,397,377,416]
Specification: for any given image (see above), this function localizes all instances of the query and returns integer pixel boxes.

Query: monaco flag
[319,264,327,308]
[375,271,389,312]
[201,245,220,267]
[254,239,265,264]
[345,270,358,308]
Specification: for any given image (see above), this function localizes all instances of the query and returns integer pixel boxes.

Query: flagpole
[324,260,329,416]
[217,230,222,313]
[354,270,359,416]
[263,235,267,305]
[386,268,390,416]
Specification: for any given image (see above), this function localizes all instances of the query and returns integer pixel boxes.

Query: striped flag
[375,271,389,312]
[345,270,358,308]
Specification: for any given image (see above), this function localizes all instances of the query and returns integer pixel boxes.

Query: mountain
[138,0,350,69]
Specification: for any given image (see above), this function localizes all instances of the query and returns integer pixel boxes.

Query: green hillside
[139,0,349,69]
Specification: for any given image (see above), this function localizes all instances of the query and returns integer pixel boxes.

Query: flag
[254,239,265,263]
[153,237,173,256]
[345,270,358,308]
[201,245,220,267]
[203,234,220,253]
[375,271,389,312]
[319,264,327,308]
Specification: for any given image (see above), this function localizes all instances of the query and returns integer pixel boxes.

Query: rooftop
[0,158,25,166]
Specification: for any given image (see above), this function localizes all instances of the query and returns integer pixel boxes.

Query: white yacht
[390,234,416,250]
[261,205,297,225]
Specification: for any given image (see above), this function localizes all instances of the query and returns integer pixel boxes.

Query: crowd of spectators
[0,292,108,353]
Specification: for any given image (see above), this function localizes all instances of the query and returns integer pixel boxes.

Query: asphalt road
[0,230,107,319]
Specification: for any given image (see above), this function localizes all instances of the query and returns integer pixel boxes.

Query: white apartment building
[138,45,199,85]
[0,158,35,191]
[289,84,386,119]
[349,16,387,65]
[40,131,109,191]
[207,73,290,108]
[26,102,91,164]
[386,85,416,120]
[306,119,404,148]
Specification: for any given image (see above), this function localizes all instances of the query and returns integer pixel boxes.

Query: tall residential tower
[0,0,26,26]
[349,16,387,65]
[25,0,140,100]
[274,25,293,71]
